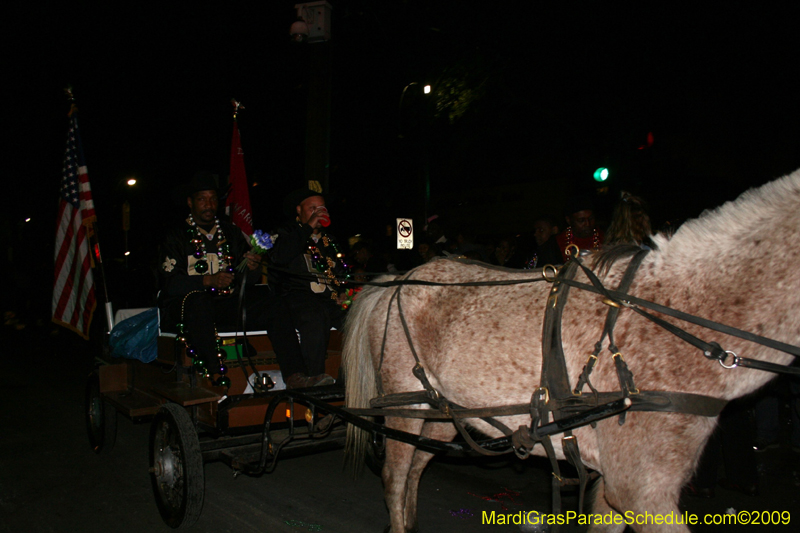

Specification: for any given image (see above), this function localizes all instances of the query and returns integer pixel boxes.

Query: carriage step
[104,389,163,418]
[151,381,222,406]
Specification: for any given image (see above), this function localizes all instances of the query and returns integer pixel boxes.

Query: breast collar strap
[541,249,727,420]
[537,248,726,526]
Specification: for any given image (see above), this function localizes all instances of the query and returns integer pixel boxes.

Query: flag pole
[226,99,254,236]
[232,98,244,120]
[64,86,113,332]
[93,213,114,331]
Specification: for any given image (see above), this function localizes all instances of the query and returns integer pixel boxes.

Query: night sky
[6,1,800,307]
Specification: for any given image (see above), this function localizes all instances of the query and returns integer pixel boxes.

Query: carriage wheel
[149,403,204,529]
[85,373,117,454]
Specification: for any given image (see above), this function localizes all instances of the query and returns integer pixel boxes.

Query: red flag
[226,120,253,235]
[52,112,96,339]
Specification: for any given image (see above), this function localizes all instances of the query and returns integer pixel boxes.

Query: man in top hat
[268,188,348,389]
[158,172,302,386]
[555,197,604,262]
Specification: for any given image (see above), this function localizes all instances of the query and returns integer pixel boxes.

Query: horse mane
[592,244,647,275]
[651,170,800,263]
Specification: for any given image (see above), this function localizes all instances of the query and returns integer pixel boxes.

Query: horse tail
[343,275,394,475]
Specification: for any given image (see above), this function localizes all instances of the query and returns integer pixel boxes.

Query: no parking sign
[396,218,413,249]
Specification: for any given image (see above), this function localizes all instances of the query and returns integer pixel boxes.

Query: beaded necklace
[188,215,234,295]
[175,290,231,387]
[564,226,601,252]
[306,232,349,300]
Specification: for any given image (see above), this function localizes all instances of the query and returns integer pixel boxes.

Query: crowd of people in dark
[347,189,653,278]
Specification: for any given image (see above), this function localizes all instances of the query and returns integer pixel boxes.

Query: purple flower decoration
[237,229,273,271]
[251,229,274,251]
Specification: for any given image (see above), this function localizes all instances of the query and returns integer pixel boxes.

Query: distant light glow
[423,85,431,94]
[124,251,131,256]
[593,167,609,182]
[24,217,31,222]
[126,178,137,186]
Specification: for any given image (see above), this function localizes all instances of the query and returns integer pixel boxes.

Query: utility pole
[291,2,333,192]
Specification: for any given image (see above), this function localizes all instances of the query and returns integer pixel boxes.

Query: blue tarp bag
[109,308,159,363]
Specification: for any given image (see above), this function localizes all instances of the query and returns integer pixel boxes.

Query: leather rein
[351,252,800,511]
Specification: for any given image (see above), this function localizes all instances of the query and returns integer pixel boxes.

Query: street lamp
[120,177,137,267]
[397,82,418,138]
[397,82,434,223]
[398,82,433,138]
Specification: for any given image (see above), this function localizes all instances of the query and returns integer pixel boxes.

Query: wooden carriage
[86,307,345,528]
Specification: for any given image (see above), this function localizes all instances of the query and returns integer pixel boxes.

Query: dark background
[5,0,800,318]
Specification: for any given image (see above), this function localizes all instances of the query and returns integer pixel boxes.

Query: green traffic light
[593,167,609,182]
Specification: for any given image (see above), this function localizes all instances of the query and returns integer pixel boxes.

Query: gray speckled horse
[344,170,800,533]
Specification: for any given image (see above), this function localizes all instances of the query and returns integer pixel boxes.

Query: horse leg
[402,421,458,532]
[383,417,425,533]
[598,471,692,533]
[590,416,710,533]
[587,477,626,533]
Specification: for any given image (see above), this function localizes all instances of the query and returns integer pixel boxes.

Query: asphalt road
[2,325,798,533]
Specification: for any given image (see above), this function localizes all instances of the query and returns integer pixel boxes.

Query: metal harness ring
[719,350,740,369]
[565,244,580,258]
[542,264,559,282]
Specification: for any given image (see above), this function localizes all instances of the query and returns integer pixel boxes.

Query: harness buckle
[428,387,442,402]
[535,387,550,405]
[603,297,632,308]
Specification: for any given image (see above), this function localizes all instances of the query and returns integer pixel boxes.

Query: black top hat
[282,187,326,217]
[563,196,594,217]
[181,172,221,198]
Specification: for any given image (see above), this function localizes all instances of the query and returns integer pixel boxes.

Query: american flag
[52,113,96,339]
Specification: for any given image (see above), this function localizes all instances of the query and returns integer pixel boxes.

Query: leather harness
[353,250,800,525]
